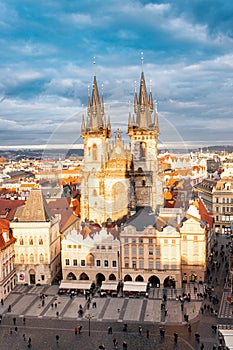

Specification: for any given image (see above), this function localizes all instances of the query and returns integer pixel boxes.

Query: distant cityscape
[0,70,232,349]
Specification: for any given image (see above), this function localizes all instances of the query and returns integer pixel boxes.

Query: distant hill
[199,145,233,153]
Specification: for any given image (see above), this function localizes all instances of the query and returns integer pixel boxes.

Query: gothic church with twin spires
[80,66,164,225]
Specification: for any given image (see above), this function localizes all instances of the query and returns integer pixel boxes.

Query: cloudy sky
[0,0,233,150]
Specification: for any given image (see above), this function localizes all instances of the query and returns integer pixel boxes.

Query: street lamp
[85,313,93,336]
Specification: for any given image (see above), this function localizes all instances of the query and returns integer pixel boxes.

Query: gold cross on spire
[93,56,96,76]
[114,128,122,138]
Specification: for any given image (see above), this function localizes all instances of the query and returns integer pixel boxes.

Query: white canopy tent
[101,281,118,291]
[59,280,93,290]
[219,329,233,350]
[123,281,147,293]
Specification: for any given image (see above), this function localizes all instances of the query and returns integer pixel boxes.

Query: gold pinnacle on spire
[93,56,96,76]
[141,51,144,72]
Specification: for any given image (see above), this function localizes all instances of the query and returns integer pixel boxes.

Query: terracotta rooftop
[0,199,25,221]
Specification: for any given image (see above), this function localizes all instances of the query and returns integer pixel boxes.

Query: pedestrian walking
[123,323,127,332]
[55,303,57,308]
[160,327,165,339]
[51,303,54,308]
[108,326,112,334]
[99,344,105,349]
[13,317,16,325]
[146,329,150,338]
[28,337,32,348]
[56,311,59,318]
[174,332,178,344]
[78,325,82,334]
[56,335,59,344]
[200,343,204,350]
[15,326,18,334]
[138,326,142,335]
[123,341,127,349]
[165,309,168,316]
[113,338,118,348]
[74,327,78,335]
[0,315,2,324]
[195,332,200,343]
[187,323,191,333]
[23,334,26,341]
[23,317,26,325]
[1,299,3,306]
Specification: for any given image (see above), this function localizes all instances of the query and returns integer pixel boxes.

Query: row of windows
[123,237,178,244]
[67,244,81,249]
[215,206,233,213]
[66,244,114,250]
[215,215,233,222]
[65,258,117,268]
[19,253,45,264]
[216,197,233,203]
[2,262,14,279]
[124,247,161,256]
[19,237,44,245]
[124,261,178,270]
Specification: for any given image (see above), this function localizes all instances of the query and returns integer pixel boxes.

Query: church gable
[18,189,54,222]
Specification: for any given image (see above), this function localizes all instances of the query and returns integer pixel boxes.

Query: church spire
[87,57,105,132]
[133,54,154,129]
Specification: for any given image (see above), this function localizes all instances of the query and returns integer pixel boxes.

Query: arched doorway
[29,269,36,285]
[124,274,132,282]
[80,273,89,280]
[109,274,116,280]
[164,276,176,288]
[135,275,144,282]
[190,273,197,282]
[148,275,160,288]
[96,273,105,286]
[67,272,77,280]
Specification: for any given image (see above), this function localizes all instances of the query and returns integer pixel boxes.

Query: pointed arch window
[39,254,44,264]
[39,237,43,245]
[29,237,33,245]
[92,144,97,161]
[29,254,34,263]
[20,254,25,263]
[19,237,24,245]
[140,142,147,158]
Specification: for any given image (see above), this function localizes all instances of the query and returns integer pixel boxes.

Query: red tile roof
[0,199,25,221]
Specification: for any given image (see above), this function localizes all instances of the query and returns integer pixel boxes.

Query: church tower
[80,65,111,222]
[128,57,163,212]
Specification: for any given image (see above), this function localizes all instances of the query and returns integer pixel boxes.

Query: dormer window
[2,231,9,242]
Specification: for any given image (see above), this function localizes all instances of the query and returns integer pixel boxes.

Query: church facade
[80,69,163,225]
